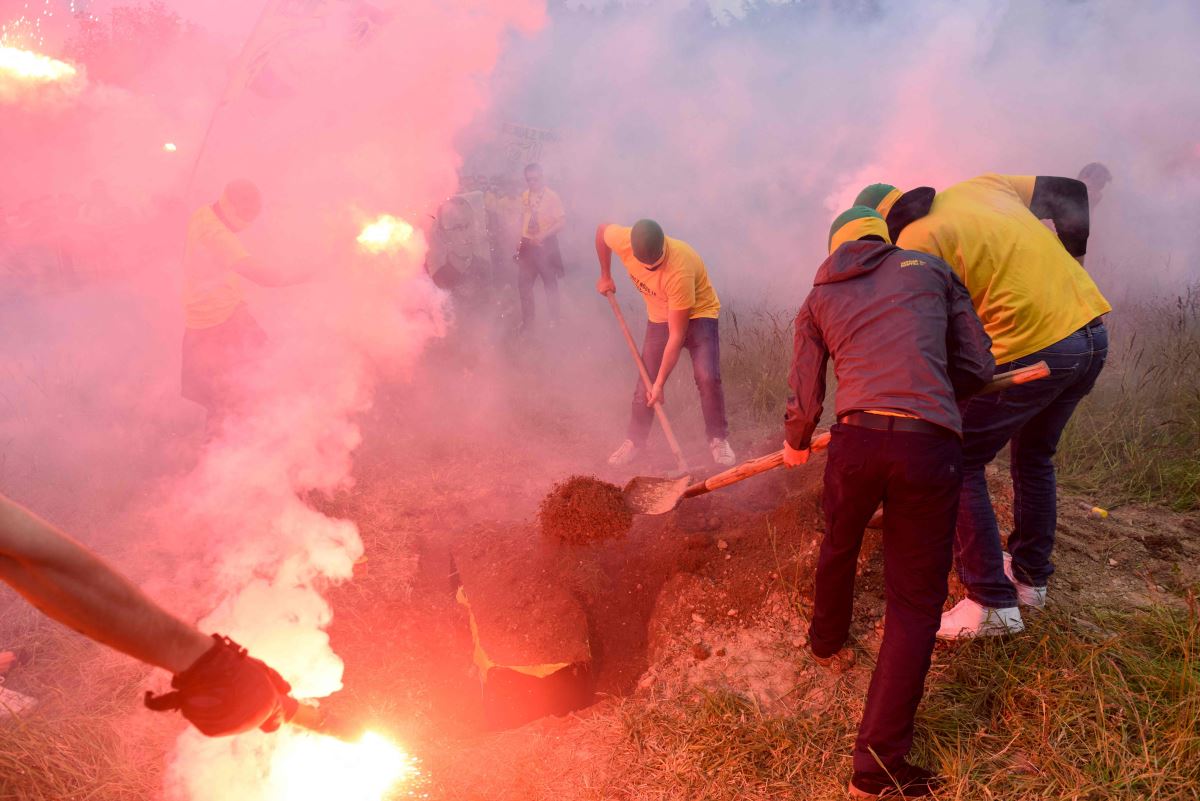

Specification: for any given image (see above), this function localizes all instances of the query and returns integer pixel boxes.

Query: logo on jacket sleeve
[899,259,924,268]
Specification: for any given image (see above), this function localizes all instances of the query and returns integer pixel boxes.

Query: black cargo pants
[808,422,961,779]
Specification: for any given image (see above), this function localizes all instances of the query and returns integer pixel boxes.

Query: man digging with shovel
[784,207,994,798]
[596,219,735,468]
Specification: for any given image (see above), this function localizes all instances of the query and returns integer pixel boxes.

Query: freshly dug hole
[539,475,633,544]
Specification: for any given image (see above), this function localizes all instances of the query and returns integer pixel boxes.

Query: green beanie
[828,206,891,254]
[853,183,902,218]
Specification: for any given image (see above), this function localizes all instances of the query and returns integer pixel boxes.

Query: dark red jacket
[784,240,994,449]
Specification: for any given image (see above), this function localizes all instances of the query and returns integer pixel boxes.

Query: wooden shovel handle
[684,431,832,498]
[605,291,689,473]
[669,361,1050,505]
[981,361,1050,394]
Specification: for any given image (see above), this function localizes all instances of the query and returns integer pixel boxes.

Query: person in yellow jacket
[181,180,289,434]
[856,175,1110,639]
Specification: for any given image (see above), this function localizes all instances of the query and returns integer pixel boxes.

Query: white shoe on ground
[709,438,736,466]
[607,439,639,466]
[0,680,37,720]
[1003,552,1047,609]
[936,598,1025,640]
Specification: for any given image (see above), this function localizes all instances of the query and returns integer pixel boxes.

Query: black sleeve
[1029,176,1090,258]
[783,299,829,450]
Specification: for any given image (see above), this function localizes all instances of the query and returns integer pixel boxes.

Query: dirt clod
[539,475,633,544]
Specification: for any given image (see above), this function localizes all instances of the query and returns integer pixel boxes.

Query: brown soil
[538,475,633,544]
[451,524,591,668]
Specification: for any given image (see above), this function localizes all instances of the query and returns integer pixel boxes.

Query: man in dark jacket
[783,206,994,798]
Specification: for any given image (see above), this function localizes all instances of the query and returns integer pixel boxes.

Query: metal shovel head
[623,473,692,515]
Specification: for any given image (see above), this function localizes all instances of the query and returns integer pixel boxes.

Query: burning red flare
[263,729,417,801]
[0,43,76,83]
[357,214,417,254]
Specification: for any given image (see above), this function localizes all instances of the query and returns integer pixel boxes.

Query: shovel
[604,291,689,474]
[622,360,1051,516]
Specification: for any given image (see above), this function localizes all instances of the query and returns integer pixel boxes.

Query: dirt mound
[539,475,633,544]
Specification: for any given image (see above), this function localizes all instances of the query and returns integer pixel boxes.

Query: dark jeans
[516,237,561,327]
[809,423,961,778]
[627,316,729,445]
[956,321,1108,607]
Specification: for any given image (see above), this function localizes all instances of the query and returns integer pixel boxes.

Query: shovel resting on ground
[622,360,1051,516]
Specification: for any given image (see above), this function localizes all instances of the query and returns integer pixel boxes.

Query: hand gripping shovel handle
[604,291,689,473]
[672,361,1052,503]
[683,431,833,500]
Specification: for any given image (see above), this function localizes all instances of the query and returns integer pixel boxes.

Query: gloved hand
[145,634,299,737]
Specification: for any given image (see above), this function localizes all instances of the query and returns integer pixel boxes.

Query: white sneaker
[709,438,736,466]
[1003,552,1047,609]
[936,598,1024,640]
[607,439,639,466]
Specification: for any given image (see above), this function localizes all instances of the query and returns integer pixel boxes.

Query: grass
[723,287,1200,511]
[592,603,1200,801]
[1057,287,1200,511]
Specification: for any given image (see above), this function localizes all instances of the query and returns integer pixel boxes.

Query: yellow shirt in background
[896,173,1111,364]
[603,225,721,323]
[182,205,248,330]
[520,187,565,239]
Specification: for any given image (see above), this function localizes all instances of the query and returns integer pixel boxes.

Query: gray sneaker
[709,438,735,466]
[607,439,639,466]
[1003,552,1047,609]
[0,679,37,720]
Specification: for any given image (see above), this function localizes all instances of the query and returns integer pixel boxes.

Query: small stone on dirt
[717,539,729,550]
[691,613,706,625]
[1108,558,1119,567]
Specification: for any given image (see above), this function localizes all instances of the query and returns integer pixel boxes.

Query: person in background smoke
[596,219,736,467]
[857,175,1111,639]
[1078,162,1112,210]
[515,163,566,333]
[0,493,297,736]
[784,207,993,799]
[181,179,290,436]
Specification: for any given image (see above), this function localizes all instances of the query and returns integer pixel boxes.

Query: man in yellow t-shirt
[515,163,566,331]
[856,175,1110,639]
[181,180,280,433]
[595,219,734,467]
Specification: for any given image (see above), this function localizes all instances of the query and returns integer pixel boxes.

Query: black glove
[145,634,299,737]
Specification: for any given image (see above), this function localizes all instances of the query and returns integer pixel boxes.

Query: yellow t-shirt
[182,205,248,329]
[603,225,721,323]
[520,187,565,239]
[896,173,1111,364]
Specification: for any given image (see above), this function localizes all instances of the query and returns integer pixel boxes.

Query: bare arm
[233,256,308,288]
[595,223,616,295]
[0,495,210,674]
[646,308,690,406]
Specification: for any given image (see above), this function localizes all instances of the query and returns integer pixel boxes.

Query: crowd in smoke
[487,0,1200,302]
[2,0,1199,798]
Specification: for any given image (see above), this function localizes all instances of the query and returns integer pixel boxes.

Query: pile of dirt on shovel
[539,475,633,544]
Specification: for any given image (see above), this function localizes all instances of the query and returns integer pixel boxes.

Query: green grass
[594,603,1200,801]
[1057,287,1200,511]
[723,287,1200,511]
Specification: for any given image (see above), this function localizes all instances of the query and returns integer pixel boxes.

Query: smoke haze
[1,1,1198,798]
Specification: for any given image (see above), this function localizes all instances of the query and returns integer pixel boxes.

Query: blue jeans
[628,317,729,445]
[956,321,1108,607]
